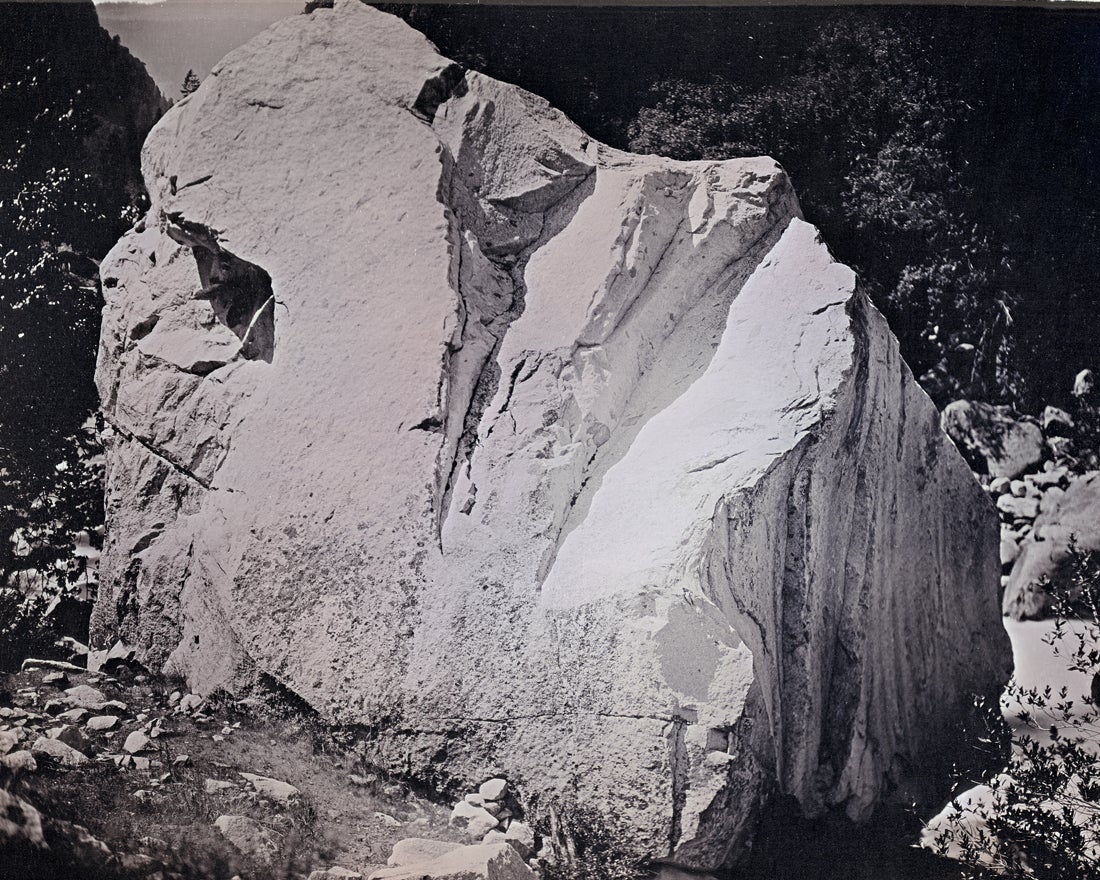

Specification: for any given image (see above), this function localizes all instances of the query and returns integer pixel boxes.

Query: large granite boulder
[941,400,1046,480]
[1003,472,1100,619]
[92,1,1010,870]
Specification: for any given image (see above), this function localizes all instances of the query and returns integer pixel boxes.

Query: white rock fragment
[478,778,507,802]
[387,838,464,867]
[239,772,300,804]
[1,751,37,775]
[0,789,45,847]
[63,685,107,710]
[123,731,152,754]
[370,842,535,880]
[31,736,88,767]
[213,815,275,864]
[86,715,120,732]
[449,801,499,840]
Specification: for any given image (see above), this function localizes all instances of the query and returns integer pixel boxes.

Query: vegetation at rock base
[926,545,1100,879]
[525,797,645,880]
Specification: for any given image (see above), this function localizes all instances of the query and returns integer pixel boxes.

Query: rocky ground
[0,647,549,880]
[943,391,1100,619]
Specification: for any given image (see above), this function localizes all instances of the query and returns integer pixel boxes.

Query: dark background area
[385,3,1100,412]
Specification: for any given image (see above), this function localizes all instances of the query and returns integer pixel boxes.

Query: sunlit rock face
[93,1,1011,869]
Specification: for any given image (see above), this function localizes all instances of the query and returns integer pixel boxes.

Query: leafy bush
[0,588,60,670]
[527,796,646,880]
[925,545,1100,878]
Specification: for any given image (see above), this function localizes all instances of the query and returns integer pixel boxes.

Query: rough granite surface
[93,1,1011,869]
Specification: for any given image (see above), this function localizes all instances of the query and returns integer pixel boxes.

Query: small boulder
[58,708,88,724]
[239,771,300,804]
[205,778,236,794]
[106,640,136,668]
[1004,471,1100,618]
[387,838,464,867]
[1,751,37,775]
[86,649,109,674]
[63,685,108,710]
[374,812,403,828]
[0,788,45,848]
[85,715,119,732]
[0,729,21,754]
[369,843,535,880]
[1009,479,1028,498]
[51,725,91,753]
[1027,467,1069,491]
[449,801,500,840]
[123,731,152,754]
[996,494,1040,521]
[988,477,1011,496]
[478,778,508,802]
[178,694,204,713]
[503,821,535,858]
[942,400,1045,480]
[31,736,88,767]
[213,815,275,864]
[308,868,364,880]
[42,672,70,689]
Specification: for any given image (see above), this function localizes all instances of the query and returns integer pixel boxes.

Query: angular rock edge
[92,0,1012,870]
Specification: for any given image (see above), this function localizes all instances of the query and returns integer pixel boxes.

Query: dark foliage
[382,4,1100,413]
[0,589,58,670]
[181,68,201,96]
[926,545,1100,878]
[0,2,164,595]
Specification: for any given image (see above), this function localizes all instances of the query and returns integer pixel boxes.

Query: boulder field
[92,1,1011,870]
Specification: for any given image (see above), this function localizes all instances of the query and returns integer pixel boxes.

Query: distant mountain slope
[95,0,301,98]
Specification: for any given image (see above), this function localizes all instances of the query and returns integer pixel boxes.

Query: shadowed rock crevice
[427,74,598,536]
[191,247,276,364]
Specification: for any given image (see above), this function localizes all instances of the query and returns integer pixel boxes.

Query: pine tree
[181,68,201,96]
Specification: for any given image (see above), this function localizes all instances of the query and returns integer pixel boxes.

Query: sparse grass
[0,664,460,879]
[527,796,647,880]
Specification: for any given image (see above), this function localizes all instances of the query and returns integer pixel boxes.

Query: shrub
[0,588,61,671]
[527,796,647,880]
[925,545,1100,878]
